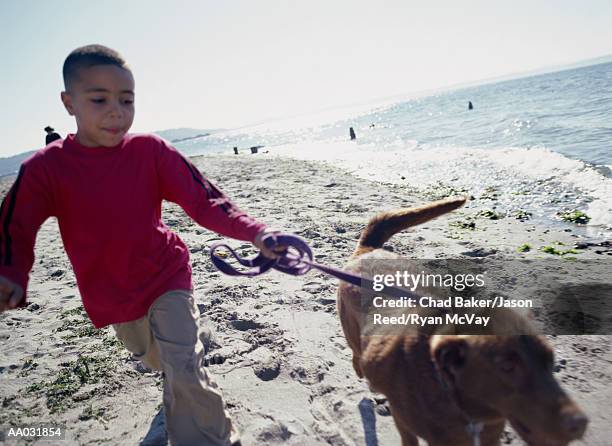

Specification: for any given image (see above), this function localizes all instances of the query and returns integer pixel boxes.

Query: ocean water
[176,62,612,236]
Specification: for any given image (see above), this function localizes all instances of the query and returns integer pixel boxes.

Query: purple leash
[209,232,417,299]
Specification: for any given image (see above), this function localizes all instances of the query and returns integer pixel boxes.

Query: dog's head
[431,335,588,445]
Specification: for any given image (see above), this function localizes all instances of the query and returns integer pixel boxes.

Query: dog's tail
[357,196,468,251]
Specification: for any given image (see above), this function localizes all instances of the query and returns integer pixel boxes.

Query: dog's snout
[561,411,588,439]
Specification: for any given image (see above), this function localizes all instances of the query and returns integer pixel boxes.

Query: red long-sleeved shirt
[0,133,266,327]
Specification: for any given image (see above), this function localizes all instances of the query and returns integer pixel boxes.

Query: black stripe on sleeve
[179,157,232,213]
[0,196,7,262]
[1,165,25,266]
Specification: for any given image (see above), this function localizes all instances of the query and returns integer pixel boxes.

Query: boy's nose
[108,101,124,118]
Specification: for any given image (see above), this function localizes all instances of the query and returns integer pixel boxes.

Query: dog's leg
[352,352,364,378]
[387,401,420,446]
[397,426,419,446]
[478,421,505,446]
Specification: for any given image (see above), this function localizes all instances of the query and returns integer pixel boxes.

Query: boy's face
[61,65,135,147]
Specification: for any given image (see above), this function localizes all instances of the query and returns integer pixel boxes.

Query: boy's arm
[0,159,53,311]
[156,139,267,243]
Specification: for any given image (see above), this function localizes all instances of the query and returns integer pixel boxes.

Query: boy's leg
[148,289,239,446]
[112,314,163,371]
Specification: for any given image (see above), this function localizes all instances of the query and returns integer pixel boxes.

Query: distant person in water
[233,146,238,155]
[349,127,356,140]
[468,101,474,110]
[44,126,62,144]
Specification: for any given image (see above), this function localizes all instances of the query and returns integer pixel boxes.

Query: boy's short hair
[63,44,130,90]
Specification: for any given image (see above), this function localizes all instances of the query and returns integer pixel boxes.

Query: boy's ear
[61,91,74,116]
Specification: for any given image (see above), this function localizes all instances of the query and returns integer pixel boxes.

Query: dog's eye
[499,360,516,373]
[496,352,521,374]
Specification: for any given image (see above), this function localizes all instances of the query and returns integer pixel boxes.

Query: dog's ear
[430,335,469,380]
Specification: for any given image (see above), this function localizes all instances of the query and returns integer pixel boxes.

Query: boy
[0,44,280,445]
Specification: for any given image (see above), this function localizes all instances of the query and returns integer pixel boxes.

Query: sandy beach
[1,153,611,445]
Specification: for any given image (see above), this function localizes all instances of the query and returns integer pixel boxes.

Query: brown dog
[337,197,588,446]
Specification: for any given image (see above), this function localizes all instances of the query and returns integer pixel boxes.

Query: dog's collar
[466,420,484,446]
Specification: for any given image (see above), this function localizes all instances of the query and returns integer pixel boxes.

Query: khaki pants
[113,290,239,446]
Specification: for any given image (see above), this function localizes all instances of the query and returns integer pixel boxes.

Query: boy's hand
[0,276,24,313]
[253,229,287,259]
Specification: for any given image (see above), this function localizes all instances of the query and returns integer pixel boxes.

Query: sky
[1,0,611,157]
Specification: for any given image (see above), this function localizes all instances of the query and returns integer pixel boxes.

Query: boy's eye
[123,99,134,105]
[91,98,106,104]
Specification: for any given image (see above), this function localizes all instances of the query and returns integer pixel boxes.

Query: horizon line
[4,52,611,160]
